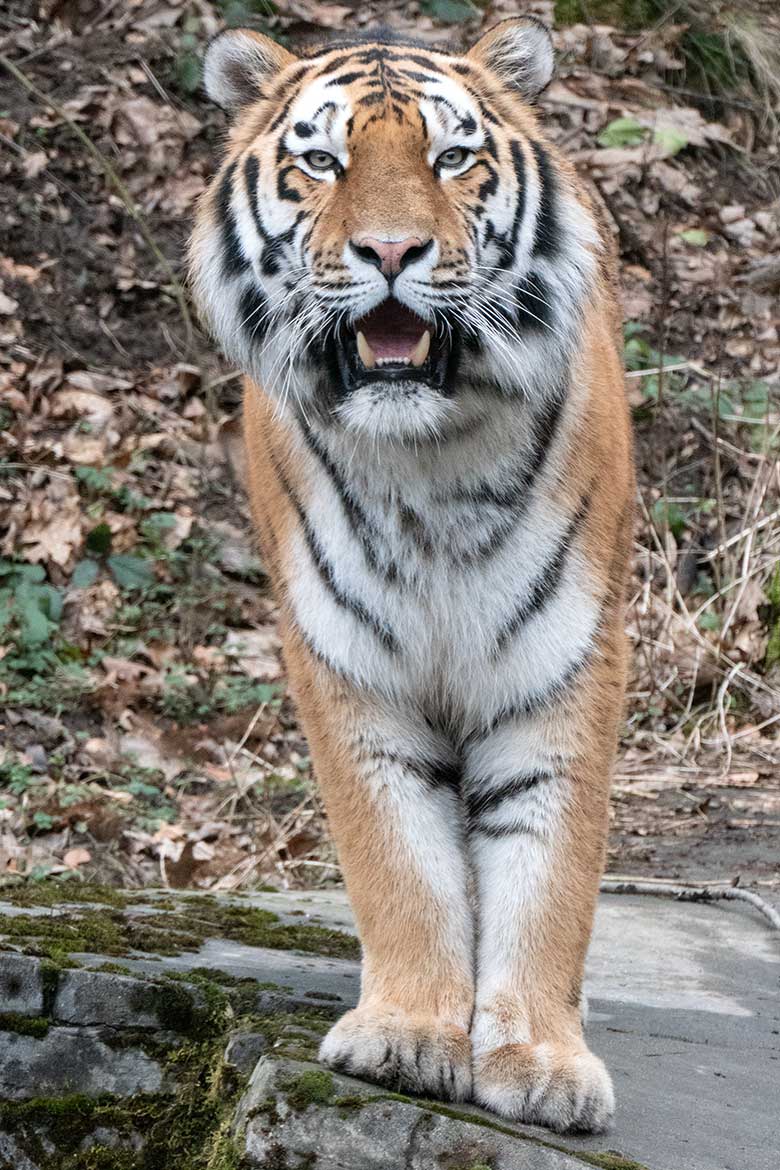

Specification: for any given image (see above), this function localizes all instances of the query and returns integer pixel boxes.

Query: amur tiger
[190,16,634,1134]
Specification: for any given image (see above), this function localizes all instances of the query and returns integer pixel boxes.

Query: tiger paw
[319,1006,472,1101]
[472,1040,614,1133]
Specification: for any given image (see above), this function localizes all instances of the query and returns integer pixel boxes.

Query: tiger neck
[285,366,581,572]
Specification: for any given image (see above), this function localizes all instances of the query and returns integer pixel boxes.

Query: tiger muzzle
[330,298,456,395]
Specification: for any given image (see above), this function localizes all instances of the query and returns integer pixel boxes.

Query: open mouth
[331,299,454,394]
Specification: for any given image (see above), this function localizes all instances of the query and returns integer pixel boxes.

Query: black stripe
[515,271,554,332]
[466,771,552,823]
[466,656,588,748]
[396,69,440,84]
[237,284,269,345]
[452,386,565,513]
[469,560,620,746]
[299,425,398,583]
[427,759,462,794]
[216,160,249,279]
[477,161,499,202]
[472,820,539,840]
[494,140,526,270]
[267,65,309,131]
[492,492,591,657]
[293,120,314,137]
[453,387,567,566]
[530,140,560,259]
[399,504,434,558]
[363,750,460,794]
[245,156,301,276]
[326,70,366,86]
[268,449,398,652]
[277,164,302,203]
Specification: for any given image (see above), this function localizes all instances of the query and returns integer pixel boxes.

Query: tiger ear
[467,17,554,102]
[203,29,298,111]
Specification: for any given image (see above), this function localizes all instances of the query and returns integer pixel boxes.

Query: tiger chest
[283,459,600,723]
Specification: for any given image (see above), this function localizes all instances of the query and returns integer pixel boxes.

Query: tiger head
[190,19,601,441]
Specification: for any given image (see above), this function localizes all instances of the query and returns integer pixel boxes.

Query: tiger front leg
[286,643,475,1100]
[465,673,619,1133]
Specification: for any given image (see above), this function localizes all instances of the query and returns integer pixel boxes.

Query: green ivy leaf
[177,52,202,95]
[653,126,688,156]
[86,523,113,556]
[597,117,646,148]
[698,610,721,632]
[108,554,156,592]
[679,228,709,246]
[420,0,477,22]
[71,559,100,590]
[651,499,687,540]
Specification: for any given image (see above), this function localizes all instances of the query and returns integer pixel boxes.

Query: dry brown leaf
[223,628,282,681]
[63,846,91,868]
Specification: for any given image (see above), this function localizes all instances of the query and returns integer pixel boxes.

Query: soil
[0,0,778,897]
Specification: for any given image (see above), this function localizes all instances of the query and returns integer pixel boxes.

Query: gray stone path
[1,886,778,1169]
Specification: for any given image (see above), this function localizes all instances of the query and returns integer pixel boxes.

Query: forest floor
[0,0,779,897]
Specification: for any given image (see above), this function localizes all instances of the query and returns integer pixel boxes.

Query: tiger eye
[305,150,336,171]
[437,147,470,169]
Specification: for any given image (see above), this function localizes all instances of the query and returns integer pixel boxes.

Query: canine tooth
[356,331,376,369]
[410,330,431,368]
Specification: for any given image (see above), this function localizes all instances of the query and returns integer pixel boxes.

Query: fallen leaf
[63,847,91,868]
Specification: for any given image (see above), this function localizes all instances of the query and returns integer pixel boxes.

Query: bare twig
[600,877,780,933]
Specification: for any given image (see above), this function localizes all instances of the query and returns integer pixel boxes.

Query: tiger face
[190,19,599,440]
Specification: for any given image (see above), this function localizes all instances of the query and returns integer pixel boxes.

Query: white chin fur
[334,380,458,442]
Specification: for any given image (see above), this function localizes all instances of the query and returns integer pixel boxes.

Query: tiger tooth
[356,331,376,369]
[410,329,431,368]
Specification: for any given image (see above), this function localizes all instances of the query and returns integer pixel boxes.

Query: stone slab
[240,1055,591,1170]
[80,890,780,1170]
[0,953,44,1018]
[0,1026,165,1100]
[1,888,778,1169]
[53,967,206,1030]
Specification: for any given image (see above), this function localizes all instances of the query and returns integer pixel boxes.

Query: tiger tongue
[356,301,431,367]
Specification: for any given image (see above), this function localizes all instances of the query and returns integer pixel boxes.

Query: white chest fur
[276,382,599,735]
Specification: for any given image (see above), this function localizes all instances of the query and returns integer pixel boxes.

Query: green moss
[554,0,655,26]
[765,563,780,669]
[0,882,131,909]
[63,1149,137,1170]
[280,1069,335,1111]
[90,962,134,976]
[0,1006,261,1169]
[332,1092,372,1113]
[0,909,130,964]
[0,890,359,964]
[0,1012,49,1037]
[123,976,232,1039]
[157,899,360,960]
[302,1083,650,1170]
[204,1126,247,1170]
[581,1155,650,1170]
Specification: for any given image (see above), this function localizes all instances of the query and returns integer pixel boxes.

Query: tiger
[189,16,634,1134]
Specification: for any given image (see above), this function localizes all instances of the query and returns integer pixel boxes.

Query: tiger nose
[350,236,433,277]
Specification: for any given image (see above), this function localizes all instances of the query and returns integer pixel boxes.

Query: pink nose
[351,236,432,277]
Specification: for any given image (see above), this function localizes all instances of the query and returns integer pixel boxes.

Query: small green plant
[421,0,481,22]
[597,117,688,156]
[0,758,38,795]
[0,558,63,647]
[159,666,280,724]
[598,117,646,148]
[765,564,780,670]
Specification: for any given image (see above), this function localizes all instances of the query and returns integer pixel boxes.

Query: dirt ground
[0,0,778,897]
